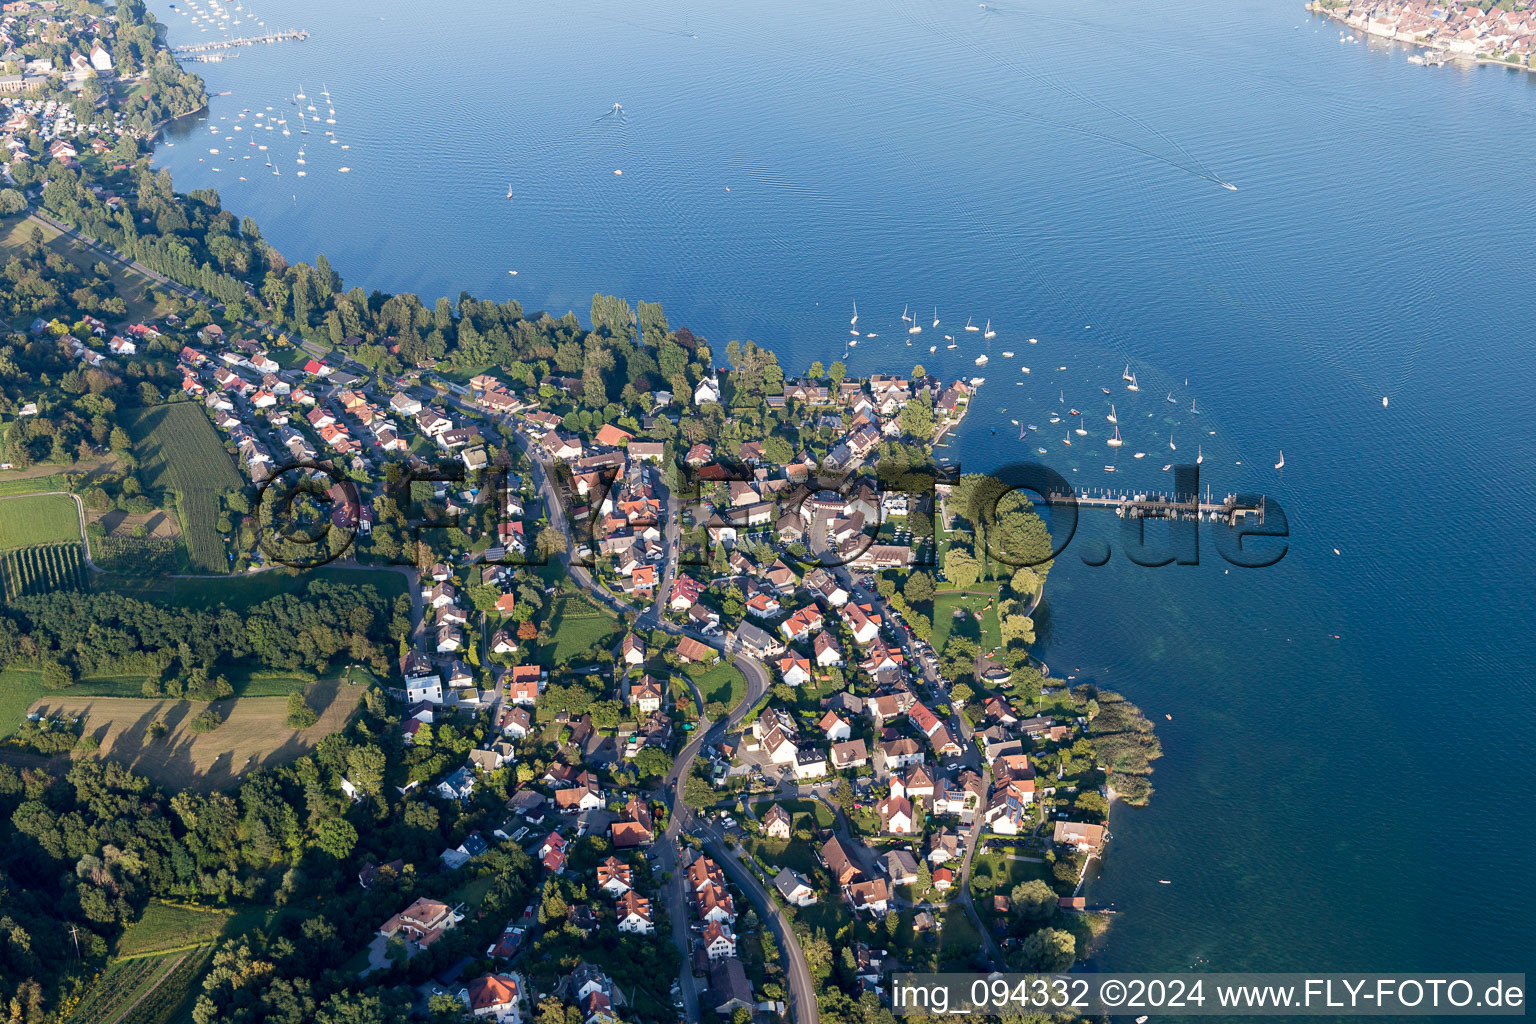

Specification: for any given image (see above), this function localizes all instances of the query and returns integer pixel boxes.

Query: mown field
[0,493,80,549]
[533,591,623,668]
[27,679,364,791]
[122,404,242,572]
[1,541,87,600]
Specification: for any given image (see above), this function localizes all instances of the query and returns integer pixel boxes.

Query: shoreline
[1308,3,1536,73]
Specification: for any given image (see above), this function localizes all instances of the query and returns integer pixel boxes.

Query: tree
[314,817,358,860]
[827,361,847,385]
[949,682,973,705]
[285,691,319,729]
[346,745,386,795]
[1010,879,1057,921]
[0,188,26,215]
[1018,927,1076,971]
[903,571,935,604]
[944,548,982,590]
[899,396,934,439]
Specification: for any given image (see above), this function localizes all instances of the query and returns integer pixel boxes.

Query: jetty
[172,30,309,55]
[1044,486,1267,524]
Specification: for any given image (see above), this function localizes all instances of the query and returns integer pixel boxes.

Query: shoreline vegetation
[0,0,1164,1019]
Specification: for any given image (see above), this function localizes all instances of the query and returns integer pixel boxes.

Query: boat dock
[1044,486,1267,524]
[172,30,309,55]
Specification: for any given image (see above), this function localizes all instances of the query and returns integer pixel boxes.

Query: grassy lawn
[743,835,821,876]
[123,404,243,573]
[0,493,79,549]
[932,590,1002,653]
[692,660,746,709]
[968,851,1051,898]
[776,797,836,829]
[533,592,623,669]
[0,214,162,322]
[0,667,47,739]
[451,873,496,909]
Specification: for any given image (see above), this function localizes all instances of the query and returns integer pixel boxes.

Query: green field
[123,404,241,573]
[117,902,232,957]
[0,493,79,549]
[534,591,623,668]
[693,660,747,710]
[932,590,1002,653]
[1,542,87,600]
[0,667,47,739]
[63,901,234,1024]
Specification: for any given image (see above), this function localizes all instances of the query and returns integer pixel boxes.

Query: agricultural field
[122,404,242,572]
[1,542,87,599]
[0,493,80,549]
[64,902,231,1024]
[27,678,365,792]
[86,507,185,575]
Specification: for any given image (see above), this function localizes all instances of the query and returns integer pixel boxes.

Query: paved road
[698,821,820,1024]
[506,424,815,1023]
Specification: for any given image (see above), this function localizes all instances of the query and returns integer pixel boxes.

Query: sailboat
[983,320,996,339]
[1275,450,1285,470]
[901,304,911,322]
[850,301,858,327]
[1169,433,1176,451]
[1127,372,1140,392]
[850,329,861,337]
[866,332,877,339]
[965,316,978,332]
[1122,365,1134,382]
[1107,404,1118,424]
[975,353,989,366]
[1166,391,1176,404]
[932,307,940,329]
[1196,445,1204,465]
[1062,430,1072,447]
[929,345,936,353]
[1107,424,1123,448]
[908,311,922,335]
[1191,398,1200,414]
[1074,420,1087,437]
[1382,396,1389,408]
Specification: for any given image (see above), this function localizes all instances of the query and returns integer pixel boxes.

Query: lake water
[152,0,1534,982]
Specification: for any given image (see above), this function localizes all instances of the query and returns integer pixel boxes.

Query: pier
[1044,486,1267,524]
[172,30,309,55]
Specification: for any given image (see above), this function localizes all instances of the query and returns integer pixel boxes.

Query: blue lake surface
[152,0,1534,978]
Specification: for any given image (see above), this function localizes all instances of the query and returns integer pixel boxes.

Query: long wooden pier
[1045,487,1266,524]
[172,30,309,55]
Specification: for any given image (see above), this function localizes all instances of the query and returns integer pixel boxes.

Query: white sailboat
[901,304,911,322]
[965,316,978,332]
[1196,445,1203,465]
[1107,404,1118,424]
[1169,433,1176,451]
[1275,450,1285,470]
[908,311,922,335]
[1074,420,1087,437]
[932,307,940,329]
[1127,372,1140,392]
[1107,424,1123,448]
[1122,364,1134,382]
[983,319,996,339]
[850,329,860,337]
[850,301,858,327]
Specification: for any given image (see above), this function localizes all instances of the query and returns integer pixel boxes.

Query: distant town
[1312,0,1536,68]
